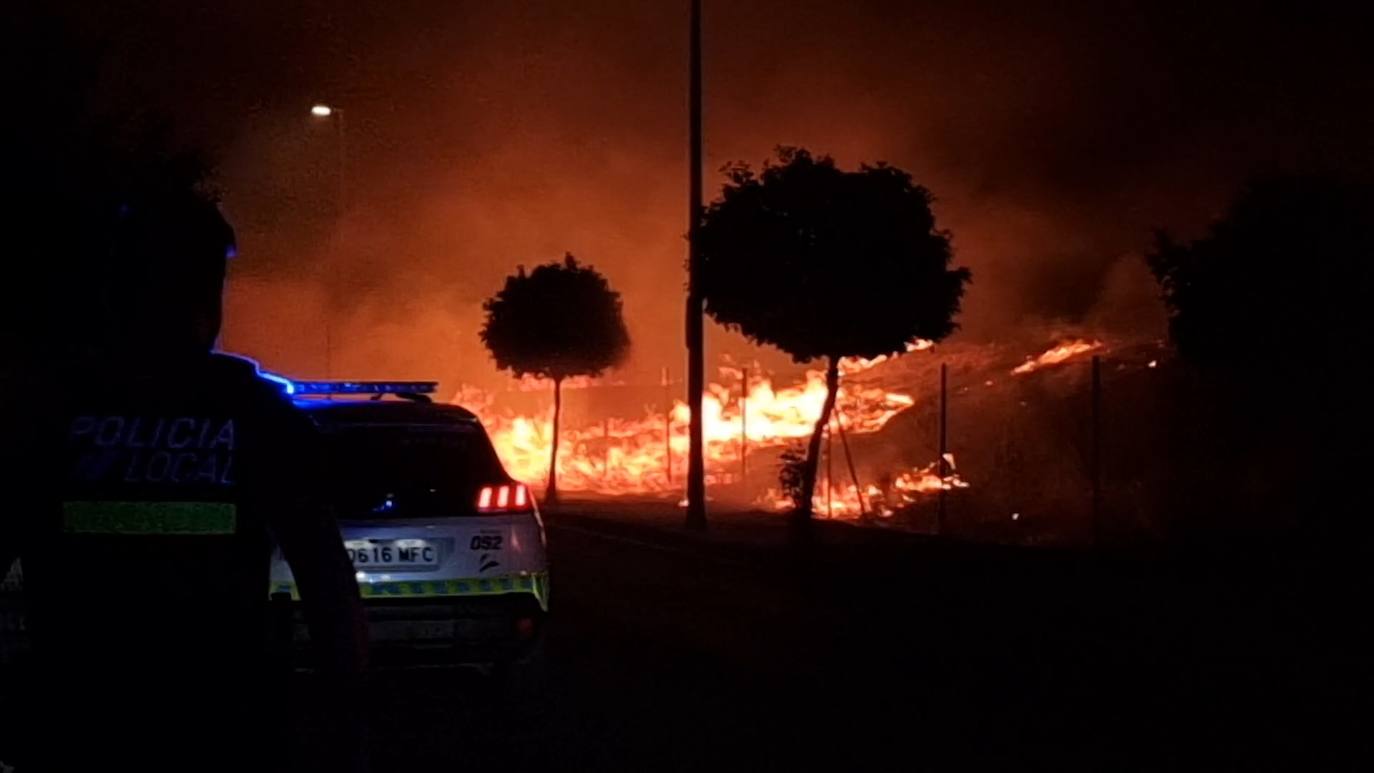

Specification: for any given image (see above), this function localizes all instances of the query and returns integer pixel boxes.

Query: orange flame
[454,341,958,515]
[1010,339,1102,375]
[764,453,969,519]
[839,339,935,376]
[458,366,919,496]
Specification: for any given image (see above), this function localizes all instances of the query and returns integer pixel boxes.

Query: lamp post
[684,0,706,531]
[310,103,346,380]
[309,104,347,215]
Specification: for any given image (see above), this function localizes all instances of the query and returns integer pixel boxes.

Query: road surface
[341,505,1351,771]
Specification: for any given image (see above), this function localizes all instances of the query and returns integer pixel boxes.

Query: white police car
[266,379,548,676]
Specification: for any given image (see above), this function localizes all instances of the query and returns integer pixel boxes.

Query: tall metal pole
[329,109,347,381]
[684,0,707,530]
[1091,355,1102,547]
[312,105,347,382]
[324,293,333,380]
[334,108,347,217]
[740,366,748,484]
[663,366,673,484]
[937,363,948,535]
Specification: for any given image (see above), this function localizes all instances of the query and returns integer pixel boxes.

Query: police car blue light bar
[257,370,297,395]
[224,353,298,395]
[291,381,439,396]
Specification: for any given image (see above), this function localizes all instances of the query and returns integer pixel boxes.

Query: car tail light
[476,483,532,513]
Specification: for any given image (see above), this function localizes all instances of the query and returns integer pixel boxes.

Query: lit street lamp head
[310,104,334,117]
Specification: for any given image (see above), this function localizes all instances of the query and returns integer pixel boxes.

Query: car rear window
[320,420,508,516]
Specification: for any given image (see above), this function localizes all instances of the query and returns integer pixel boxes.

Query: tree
[1148,175,1374,385]
[1147,176,1374,543]
[480,254,631,503]
[698,147,971,520]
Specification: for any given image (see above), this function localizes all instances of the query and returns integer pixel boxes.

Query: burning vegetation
[453,335,1133,535]
[1011,339,1103,375]
[454,358,918,498]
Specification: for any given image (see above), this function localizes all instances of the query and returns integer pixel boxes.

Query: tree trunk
[797,357,841,520]
[547,376,563,504]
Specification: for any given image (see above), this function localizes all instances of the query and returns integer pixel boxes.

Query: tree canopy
[698,147,971,363]
[697,148,970,519]
[480,253,631,381]
[1148,175,1374,380]
[1146,175,1374,545]
[480,254,630,502]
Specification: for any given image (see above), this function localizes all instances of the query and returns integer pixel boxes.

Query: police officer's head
[96,189,237,362]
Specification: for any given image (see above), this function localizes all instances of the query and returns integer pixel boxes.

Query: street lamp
[308,103,346,212]
[309,102,347,382]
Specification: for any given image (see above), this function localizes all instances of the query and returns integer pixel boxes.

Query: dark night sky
[29,1,1374,387]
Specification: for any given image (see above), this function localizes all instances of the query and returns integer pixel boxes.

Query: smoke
[48,0,1372,388]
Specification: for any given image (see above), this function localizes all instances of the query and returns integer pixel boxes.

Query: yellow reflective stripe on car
[62,501,237,535]
[270,572,550,611]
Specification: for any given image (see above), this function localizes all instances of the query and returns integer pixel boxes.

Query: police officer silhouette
[1,186,368,771]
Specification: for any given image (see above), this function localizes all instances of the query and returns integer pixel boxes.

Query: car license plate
[345,539,439,569]
[368,620,456,641]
